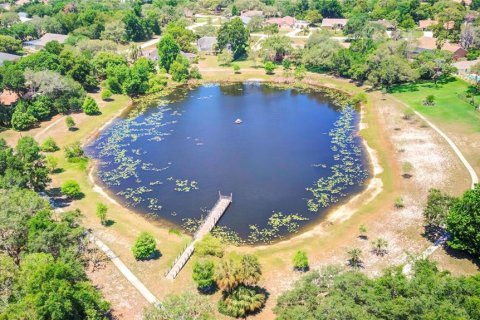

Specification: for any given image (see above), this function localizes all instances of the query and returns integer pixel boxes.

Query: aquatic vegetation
[247,212,308,244]
[211,226,244,246]
[174,179,199,192]
[306,106,368,212]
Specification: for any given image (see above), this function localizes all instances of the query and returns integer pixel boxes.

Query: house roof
[418,19,437,29]
[266,16,295,27]
[0,90,19,106]
[0,52,21,65]
[417,36,466,53]
[321,18,348,27]
[442,42,464,53]
[370,19,395,29]
[24,33,69,47]
[181,51,197,59]
[197,36,217,51]
[241,10,263,17]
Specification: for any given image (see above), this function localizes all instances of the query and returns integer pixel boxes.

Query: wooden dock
[164,192,232,280]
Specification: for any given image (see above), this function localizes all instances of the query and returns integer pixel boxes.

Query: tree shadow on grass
[422,224,445,243]
[197,283,219,296]
[104,219,115,227]
[442,246,480,271]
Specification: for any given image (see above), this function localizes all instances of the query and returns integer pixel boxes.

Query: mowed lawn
[389,77,480,134]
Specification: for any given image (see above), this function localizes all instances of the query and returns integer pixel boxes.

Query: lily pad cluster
[306,106,368,212]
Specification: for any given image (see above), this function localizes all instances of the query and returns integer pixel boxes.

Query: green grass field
[389,77,480,133]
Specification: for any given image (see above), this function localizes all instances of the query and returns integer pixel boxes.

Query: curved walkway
[397,98,478,275]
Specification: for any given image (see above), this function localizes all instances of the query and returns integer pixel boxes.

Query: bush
[423,95,436,106]
[394,196,404,208]
[96,203,108,225]
[132,232,157,260]
[292,250,309,271]
[61,180,82,199]
[232,63,240,74]
[66,116,76,130]
[352,92,367,106]
[82,96,100,115]
[192,259,215,291]
[101,89,112,101]
[195,234,224,257]
[40,137,59,152]
[11,110,37,131]
[45,155,58,173]
[402,109,414,120]
[264,61,276,74]
[64,141,84,161]
[190,66,202,79]
[170,56,190,82]
[294,65,306,80]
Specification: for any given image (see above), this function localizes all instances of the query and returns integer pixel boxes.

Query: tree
[424,188,455,227]
[446,185,480,257]
[237,254,261,286]
[96,203,108,226]
[65,116,75,130]
[260,35,293,62]
[0,35,22,54]
[218,285,266,318]
[192,259,215,292]
[101,21,127,43]
[415,50,456,85]
[358,224,368,239]
[371,238,388,256]
[264,61,276,74]
[292,250,309,271]
[40,137,59,152]
[1,65,26,93]
[164,23,197,53]
[170,55,190,82]
[143,292,214,320]
[215,259,239,292]
[61,180,82,199]
[232,63,240,74]
[11,109,37,131]
[157,34,180,72]
[44,40,63,55]
[63,141,84,161]
[217,49,233,66]
[368,55,418,89]
[195,234,224,257]
[132,232,157,260]
[45,155,58,173]
[82,96,100,115]
[217,17,249,60]
[347,248,363,268]
[304,10,322,24]
[101,89,112,101]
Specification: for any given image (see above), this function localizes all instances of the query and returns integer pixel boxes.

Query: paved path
[165,193,232,280]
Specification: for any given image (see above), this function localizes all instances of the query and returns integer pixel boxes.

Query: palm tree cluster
[215,254,266,318]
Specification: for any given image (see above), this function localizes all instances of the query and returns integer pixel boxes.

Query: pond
[86,83,369,244]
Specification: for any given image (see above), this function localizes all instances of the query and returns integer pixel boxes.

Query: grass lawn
[389,77,480,134]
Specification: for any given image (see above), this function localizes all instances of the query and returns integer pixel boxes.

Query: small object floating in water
[235,119,242,124]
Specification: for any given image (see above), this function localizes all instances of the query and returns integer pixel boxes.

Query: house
[181,51,197,62]
[321,18,348,29]
[24,33,69,50]
[416,37,467,60]
[418,19,438,30]
[0,90,19,106]
[370,19,396,31]
[453,59,480,75]
[0,52,21,65]
[266,16,295,29]
[241,10,263,18]
[197,36,217,54]
[294,20,309,29]
[18,12,32,23]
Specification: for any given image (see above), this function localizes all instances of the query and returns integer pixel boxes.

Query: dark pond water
[86,83,369,243]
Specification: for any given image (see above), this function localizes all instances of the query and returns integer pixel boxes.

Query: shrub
[218,285,266,318]
[402,161,413,178]
[192,259,215,291]
[132,232,157,260]
[45,155,58,173]
[232,63,240,74]
[40,137,59,152]
[190,66,202,79]
[402,109,414,120]
[64,141,84,161]
[264,61,276,74]
[11,110,37,131]
[292,250,309,271]
[61,180,82,199]
[394,196,405,208]
[96,203,108,225]
[170,56,190,82]
[66,116,76,130]
[282,59,291,70]
[101,89,112,101]
[82,96,100,115]
[352,92,367,106]
[294,64,306,80]
[195,234,224,258]
[423,95,436,106]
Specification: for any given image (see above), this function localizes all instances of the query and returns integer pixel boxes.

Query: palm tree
[223,285,266,318]
[347,248,363,269]
[358,224,368,240]
[215,259,239,292]
[371,238,389,256]
[237,254,261,286]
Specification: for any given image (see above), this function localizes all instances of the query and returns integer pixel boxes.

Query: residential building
[266,16,295,29]
[24,33,69,50]
[197,36,217,54]
[321,18,348,29]
[0,52,21,65]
